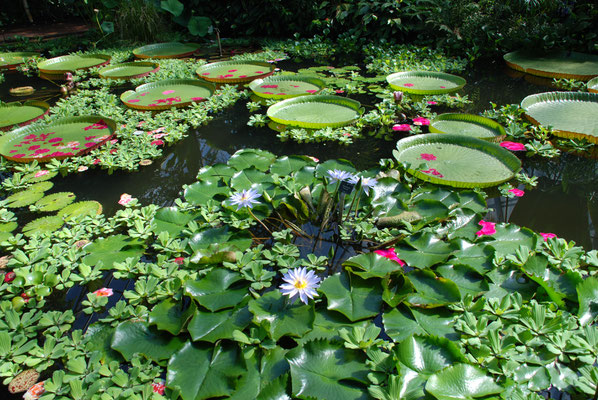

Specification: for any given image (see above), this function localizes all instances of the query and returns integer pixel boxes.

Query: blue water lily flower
[229,188,261,210]
[349,175,378,194]
[327,169,353,184]
[279,267,321,304]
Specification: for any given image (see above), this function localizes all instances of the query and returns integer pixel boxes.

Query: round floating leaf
[577,277,598,325]
[184,180,229,206]
[133,42,200,59]
[319,271,383,322]
[82,234,145,269]
[0,222,17,233]
[24,171,58,183]
[270,155,313,176]
[426,363,504,400]
[486,224,536,259]
[111,320,184,362]
[521,91,598,144]
[34,192,76,212]
[343,252,404,279]
[185,269,248,312]
[5,189,44,208]
[98,61,160,79]
[504,50,598,80]
[0,52,38,70]
[405,269,461,307]
[436,264,489,298]
[396,335,467,376]
[8,369,39,393]
[394,133,521,188]
[0,115,115,163]
[121,79,215,111]
[149,298,196,336]
[249,75,326,99]
[429,113,506,142]
[37,54,111,74]
[188,305,252,343]
[267,95,362,129]
[386,71,466,95]
[152,206,195,236]
[0,101,50,131]
[27,181,54,192]
[84,323,121,364]
[196,60,275,84]
[22,215,64,237]
[227,148,276,172]
[397,232,456,269]
[57,200,102,220]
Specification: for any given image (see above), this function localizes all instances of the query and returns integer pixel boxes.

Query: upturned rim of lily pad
[0,100,50,132]
[386,71,466,95]
[0,51,39,70]
[37,54,111,74]
[195,60,275,84]
[98,61,160,80]
[504,50,598,81]
[429,113,506,142]
[132,42,201,59]
[248,75,326,99]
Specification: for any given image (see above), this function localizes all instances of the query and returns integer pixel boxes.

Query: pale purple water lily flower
[327,169,353,184]
[229,188,260,210]
[279,267,321,304]
[349,175,378,194]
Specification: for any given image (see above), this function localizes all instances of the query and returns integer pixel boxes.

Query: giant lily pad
[0,116,115,163]
[248,75,326,99]
[196,61,275,84]
[429,113,506,142]
[267,95,362,129]
[588,76,598,94]
[120,79,215,110]
[0,52,38,70]
[37,54,111,74]
[133,42,200,59]
[393,133,521,188]
[98,61,159,79]
[521,91,598,143]
[504,50,598,81]
[386,71,466,95]
[0,101,50,132]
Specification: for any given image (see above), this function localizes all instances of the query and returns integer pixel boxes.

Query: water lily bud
[64,72,73,81]
[60,86,68,95]
[393,91,403,103]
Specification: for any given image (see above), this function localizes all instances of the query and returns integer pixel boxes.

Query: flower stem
[248,208,272,235]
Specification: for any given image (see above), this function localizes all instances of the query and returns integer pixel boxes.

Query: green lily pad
[27,181,54,192]
[22,215,64,237]
[196,60,275,84]
[589,76,598,94]
[5,189,44,208]
[426,363,504,400]
[82,234,146,269]
[0,115,116,163]
[319,271,383,321]
[24,170,58,183]
[521,91,598,144]
[249,75,326,99]
[121,79,215,110]
[0,222,17,233]
[267,95,363,129]
[386,71,466,95]
[34,192,76,212]
[393,133,521,188]
[133,42,200,59]
[98,61,159,79]
[0,101,50,132]
[504,50,598,81]
[57,201,103,220]
[0,52,38,69]
[429,113,506,142]
[111,320,184,362]
[37,54,111,74]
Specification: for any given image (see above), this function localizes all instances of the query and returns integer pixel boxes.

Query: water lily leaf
[445,209,483,241]
[405,269,461,307]
[396,335,467,376]
[343,252,404,279]
[294,165,317,187]
[28,181,54,192]
[513,364,551,392]
[448,239,494,275]
[485,268,537,300]
[398,232,456,268]
[256,374,291,400]
[426,363,504,399]
[383,306,427,342]
[299,309,369,345]
[185,269,248,312]
[57,200,102,221]
[411,307,459,341]
[196,163,235,183]
[382,273,414,307]
[577,277,598,325]
[228,149,276,172]
[167,341,246,400]
[520,255,565,306]
[270,155,312,176]
[34,191,75,212]
[458,191,487,213]
[22,215,64,237]
[230,167,273,191]
[319,271,383,321]
[286,340,369,400]
[84,323,121,364]
[188,304,252,343]
[188,226,252,263]
[248,290,314,340]
[5,189,44,208]
[82,234,145,269]
[149,298,196,336]
[486,224,536,259]
[436,264,489,298]
[409,199,449,222]
[371,178,409,217]
[152,206,196,236]
[412,186,460,206]
[0,222,17,233]
[184,179,229,206]
[111,320,184,362]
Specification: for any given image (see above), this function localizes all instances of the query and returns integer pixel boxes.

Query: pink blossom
[392,124,412,132]
[420,153,436,161]
[174,257,185,265]
[34,170,49,178]
[93,287,113,297]
[404,83,414,87]
[422,168,444,178]
[335,89,344,94]
[93,159,101,165]
[476,221,496,237]
[427,101,438,105]
[118,193,134,205]
[412,117,430,126]
[78,166,88,172]
[154,133,167,139]
[540,232,557,241]
[162,90,175,95]
[500,141,526,151]
[508,188,524,197]
[151,140,164,146]
[374,248,405,266]
[152,381,166,395]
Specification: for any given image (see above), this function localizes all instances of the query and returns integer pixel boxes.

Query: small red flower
[508,188,524,197]
[540,232,557,241]
[152,381,166,395]
[4,272,15,283]
[374,248,405,266]
[151,140,164,146]
[392,124,412,131]
[476,221,496,237]
[21,293,30,303]
[174,257,185,265]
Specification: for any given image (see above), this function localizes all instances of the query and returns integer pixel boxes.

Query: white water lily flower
[279,267,321,304]
[327,169,353,184]
[229,188,260,210]
[349,175,378,194]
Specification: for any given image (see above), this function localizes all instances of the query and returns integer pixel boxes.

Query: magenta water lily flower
[279,267,320,304]
[392,124,412,132]
[93,288,113,297]
[327,169,353,184]
[349,175,378,194]
[500,141,526,151]
[374,248,405,266]
[540,232,557,241]
[508,188,525,197]
[476,221,496,237]
[229,188,260,210]
[412,117,430,126]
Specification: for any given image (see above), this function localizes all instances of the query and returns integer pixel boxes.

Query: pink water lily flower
[392,124,412,131]
[427,101,438,105]
[420,153,436,161]
[476,220,496,237]
[500,141,526,151]
[118,193,134,205]
[374,248,405,266]
[78,166,88,172]
[508,188,525,197]
[174,257,185,265]
[152,381,166,395]
[412,117,430,126]
[540,232,557,241]
[34,170,49,178]
[93,287,113,297]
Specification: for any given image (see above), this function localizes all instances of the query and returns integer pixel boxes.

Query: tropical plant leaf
[319,271,383,321]
[397,232,456,269]
[184,179,229,206]
[343,252,404,279]
[228,149,276,172]
[449,239,494,275]
[184,268,248,312]
[577,277,598,325]
[160,0,184,16]
[256,374,291,400]
[188,305,252,343]
[111,321,184,362]
[84,323,121,364]
[395,335,467,376]
[435,264,489,298]
[188,226,252,264]
[405,269,461,307]
[486,224,536,259]
[149,298,196,336]
[57,200,102,220]
[188,16,212,37]
[27,181,54,192]
[230,167,273,191]
[426,363,504,399]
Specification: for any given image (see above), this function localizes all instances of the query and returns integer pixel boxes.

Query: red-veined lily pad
[504,50,598,81]
[0,101,50,132]
[267,95,363,129]
[98,61,160,79]
[588,76,598,94]
[132,42,200,59]
[0,115,116,163]
[521,91,598,144]
[429,113,506,142]
[0,52,38,70]
[248,75,325,99]
[393,133,521,188]
[37,54,111,74]
[386,71,466,95]
[196,61,275,84]
[120,79,215,111]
